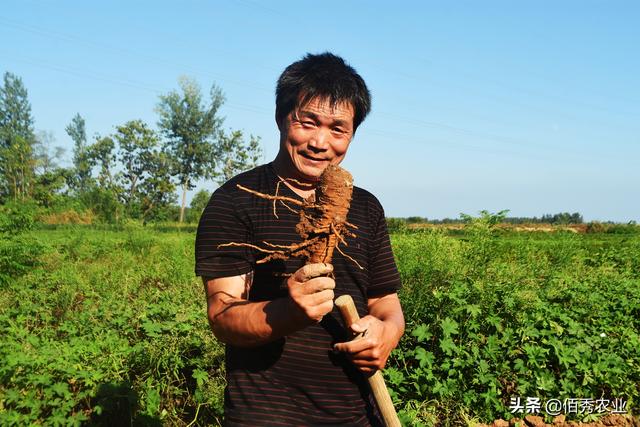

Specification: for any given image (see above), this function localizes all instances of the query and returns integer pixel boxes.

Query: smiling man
[195,53,404,426]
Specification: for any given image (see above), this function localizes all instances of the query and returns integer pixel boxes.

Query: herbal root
[219,164,362,269]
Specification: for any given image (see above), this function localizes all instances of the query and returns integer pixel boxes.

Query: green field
[1,221,639,426]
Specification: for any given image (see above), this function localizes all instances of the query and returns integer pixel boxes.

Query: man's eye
[332,128,345,134]
[302,121,316,127]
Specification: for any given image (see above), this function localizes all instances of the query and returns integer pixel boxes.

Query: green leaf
[51,382,71,399]
[439,337,457,356]
[142,320,163,337]
[192,368,209,387]
[145,388,161,416]
[414,347,435,368]
[440,317,459,336]
[549,320,564,335]
[384,367,405,386]
[465,304,481,317]
[411,324,432,343]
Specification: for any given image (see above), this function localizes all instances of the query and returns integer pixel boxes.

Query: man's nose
[308,128,330,151]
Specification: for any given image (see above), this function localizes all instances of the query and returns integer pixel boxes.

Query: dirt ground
[478,414,640,427]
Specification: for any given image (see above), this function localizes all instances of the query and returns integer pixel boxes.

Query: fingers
[334,316,392,373]
[334,339,386,372]
[289,276,335,296]
[304,289,335,311]
[306,277,336,293]
[291,289,334,323]
[287,263,335,324]
[289,263,335,295]
[293,263,333,282]
[349,318,370,334]
[333,336,375,354]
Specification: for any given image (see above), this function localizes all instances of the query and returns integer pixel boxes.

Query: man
[195,52,404,426]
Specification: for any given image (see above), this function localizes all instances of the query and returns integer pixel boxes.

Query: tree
[156,76,261,223]
[217,130,262,185]
[540,212,584,225]
[113,120,164,216]
[84,134,122,222]
[86,135,116,189]
[570,212,583,224]
[137,150,177,222]
[32,131,69,208]
[186,188,211,223]
[32,168,69,208]
[34,130,65,175]
[0,72,37,202]
[66,113,92,193]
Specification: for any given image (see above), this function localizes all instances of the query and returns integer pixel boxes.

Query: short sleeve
[366,201,402,298]
[195,185,255,279]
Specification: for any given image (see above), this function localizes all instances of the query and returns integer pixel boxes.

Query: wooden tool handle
[334,295,402,427]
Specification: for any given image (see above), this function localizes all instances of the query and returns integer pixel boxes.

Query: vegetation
[1,212,638,425]
[0,221,225,426]
[387,212,640,236]
[156,76,260,223]
[1,69,638,425]
[0,72,38,202]
[389,212,640,425]
[391,211,587,226]
[0,71,261,225]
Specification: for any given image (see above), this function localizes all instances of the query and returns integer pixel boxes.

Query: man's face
[278,97,355,181]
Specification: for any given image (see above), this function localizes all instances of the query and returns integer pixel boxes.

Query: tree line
[401,211,585,225]
[0,72,261,224]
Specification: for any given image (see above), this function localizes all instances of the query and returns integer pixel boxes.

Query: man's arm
[203,263,336,347]
[333,293,404,374]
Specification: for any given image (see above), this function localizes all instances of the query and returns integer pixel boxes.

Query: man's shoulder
[352,185,384,213]
[348,186,387,233]
[197,164,273,239]
[221,163,271,187]
[215,163,273,196]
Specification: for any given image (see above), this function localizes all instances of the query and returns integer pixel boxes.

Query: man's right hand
[287,263,335,324]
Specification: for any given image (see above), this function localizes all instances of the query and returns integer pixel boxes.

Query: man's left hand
[333,315,400,374]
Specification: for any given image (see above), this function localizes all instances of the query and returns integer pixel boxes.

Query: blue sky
[2,0,638,222]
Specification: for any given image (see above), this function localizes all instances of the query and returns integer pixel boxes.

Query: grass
[1,222,639,425]
[1,225,224,426]
[390,226,640,425]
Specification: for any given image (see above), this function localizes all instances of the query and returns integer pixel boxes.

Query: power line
[0,15,274,93]
[0,51,575,159]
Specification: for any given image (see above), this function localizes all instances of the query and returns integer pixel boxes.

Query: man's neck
[272,153,317,199]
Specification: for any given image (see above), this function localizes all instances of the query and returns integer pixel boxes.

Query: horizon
[2,1,638,222]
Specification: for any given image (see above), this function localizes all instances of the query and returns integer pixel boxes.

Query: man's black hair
[276,52,371,132]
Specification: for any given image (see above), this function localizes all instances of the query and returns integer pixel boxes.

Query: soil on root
[295,164,354,264]
[219,164,360,268]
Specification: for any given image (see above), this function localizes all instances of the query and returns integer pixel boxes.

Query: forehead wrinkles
[295,96,354,120]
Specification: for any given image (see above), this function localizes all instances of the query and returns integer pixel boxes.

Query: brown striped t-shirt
[195,163,401,426]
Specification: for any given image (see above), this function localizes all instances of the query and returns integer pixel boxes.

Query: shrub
[388,229,640,425]
[39,209,96,225]
[386,217,408,233]
[0,235,46,286]
[0,201,37,234]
